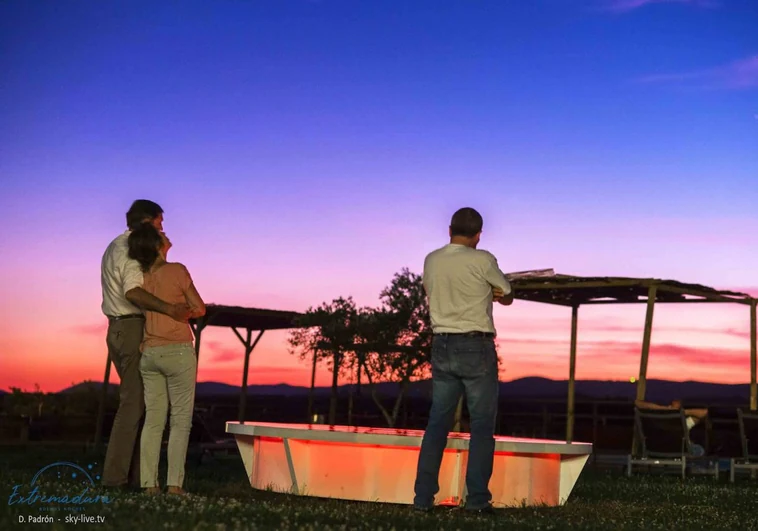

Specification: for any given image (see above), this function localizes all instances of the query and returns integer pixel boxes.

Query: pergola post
[191,317,207,363]
[635,284,658,401]
[356,353,363,397]
[93,352,112,450]
[567,305,579,443]
[751,300,757,411]
[232,328,265,423]
[308,350,318,421]
[191,318,208,381]
[632,284,657,456]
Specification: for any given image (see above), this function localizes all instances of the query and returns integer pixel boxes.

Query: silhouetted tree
[288,297,359,425]
[5,384,46,417]
[356,268,432,427]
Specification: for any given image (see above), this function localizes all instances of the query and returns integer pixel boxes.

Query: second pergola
[507,274,757,443]
[93,304,304,449]
[190,305,305,423]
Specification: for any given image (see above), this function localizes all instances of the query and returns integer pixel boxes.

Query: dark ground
[2,444,758,530]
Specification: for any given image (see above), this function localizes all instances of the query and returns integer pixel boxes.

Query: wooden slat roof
[510,274,754,307]
[191,304,305,331]
[187,275,754,331]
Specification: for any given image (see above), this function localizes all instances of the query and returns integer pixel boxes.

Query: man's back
[414,207,513,512]
[101,231,143,317]
[423,244,509,334]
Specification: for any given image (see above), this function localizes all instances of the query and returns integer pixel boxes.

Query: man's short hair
[450,207,483,238]
[126,200,163,230]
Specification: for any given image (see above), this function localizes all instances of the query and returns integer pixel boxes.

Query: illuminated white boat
[225,422,592,508]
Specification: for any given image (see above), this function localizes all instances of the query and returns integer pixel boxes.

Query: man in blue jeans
[413,207,514,513]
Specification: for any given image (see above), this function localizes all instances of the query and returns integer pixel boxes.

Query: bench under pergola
[507,274,757,442]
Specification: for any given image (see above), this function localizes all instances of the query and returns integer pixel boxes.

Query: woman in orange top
[128,224,206,495]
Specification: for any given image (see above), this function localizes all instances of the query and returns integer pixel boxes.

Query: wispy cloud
[69,323,107,336]
[605,0,718,12]
[496,337,750,381]
[204,340,245,363]
[197,365,313,386]
[585,341,749,369]
[636,55,758,90]
[496,316,751,340]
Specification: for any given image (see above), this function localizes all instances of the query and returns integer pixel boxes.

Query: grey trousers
[139,342,197,488]
[102,317,145,487]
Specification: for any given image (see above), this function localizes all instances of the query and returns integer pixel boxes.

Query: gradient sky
[1,0,756,392]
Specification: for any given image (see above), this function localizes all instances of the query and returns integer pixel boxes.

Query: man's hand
[492,287,514,306]
[125,287,192,323]
[168,303,192,323]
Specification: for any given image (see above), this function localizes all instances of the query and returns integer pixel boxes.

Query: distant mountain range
[46,377,751,404]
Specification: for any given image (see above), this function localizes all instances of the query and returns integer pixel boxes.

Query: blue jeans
[413,334,499,510]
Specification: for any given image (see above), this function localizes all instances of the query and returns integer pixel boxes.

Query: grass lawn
[2,445,757,530]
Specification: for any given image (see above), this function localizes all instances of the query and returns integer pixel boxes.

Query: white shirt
[423,244,512,334]
[101,231,144,317]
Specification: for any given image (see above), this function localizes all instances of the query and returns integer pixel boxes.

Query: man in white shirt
[413,207,514,514]
[101,199,191,488]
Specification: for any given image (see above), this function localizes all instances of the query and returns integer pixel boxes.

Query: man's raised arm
[122,260,190,322]
[482,252,514,306]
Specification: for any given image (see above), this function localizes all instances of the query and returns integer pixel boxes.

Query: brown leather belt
[107,313,145,322]
[434,331,495,338]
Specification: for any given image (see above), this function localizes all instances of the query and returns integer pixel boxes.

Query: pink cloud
[605,0,718,12]
[589,324,752,339]
[654,343,748,368]
[580,340,749,368]
[197,364,320,387]
[723,328,751,340]
[203,340,245,363]
[69,323,107,335]
[497,317,751,340]
[208,348,242,363]
[636,55,758,90]
[496,337,750,375]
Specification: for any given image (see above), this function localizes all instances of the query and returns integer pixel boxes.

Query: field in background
[2,389,752,459]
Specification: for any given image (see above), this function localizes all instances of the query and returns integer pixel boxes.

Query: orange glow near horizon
[1,299,754,393]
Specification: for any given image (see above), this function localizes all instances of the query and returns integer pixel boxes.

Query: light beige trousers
[139,342,197,488]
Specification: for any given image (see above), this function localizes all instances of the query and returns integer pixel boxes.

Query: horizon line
[7,375,753,394]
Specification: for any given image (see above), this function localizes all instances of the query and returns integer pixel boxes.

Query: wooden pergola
[93,304,304,448]
[507,274,757,443]
[190,305,305,422]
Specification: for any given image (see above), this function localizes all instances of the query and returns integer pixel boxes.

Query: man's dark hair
[128,224,163,273]
[126,200,163,230]
[450,207,483,238]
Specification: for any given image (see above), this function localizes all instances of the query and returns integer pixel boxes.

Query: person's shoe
[167,486,189,496]
[413,504,433,513]
[463,503,496,515]
[143,487,161,496]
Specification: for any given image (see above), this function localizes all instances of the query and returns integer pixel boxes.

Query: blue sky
[2,1,756,245]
